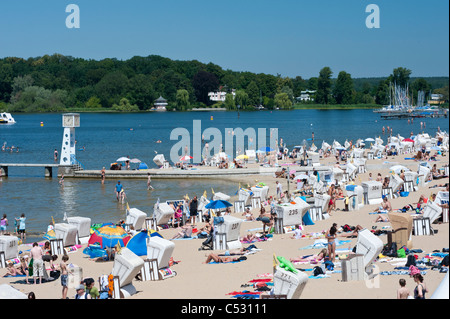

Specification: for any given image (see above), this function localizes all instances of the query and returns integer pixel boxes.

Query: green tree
[274,92,292,109]
[333,71,354,104]
[85,96,102,109]
[246,81,260,106]
[112,98,139,112]
[224,92,236,110]
[175,89,190,110]
[316,67,333,104]
[375,80,389,105]
[234,90,248,109]
[389,67,412,87]
[95,71,129,107]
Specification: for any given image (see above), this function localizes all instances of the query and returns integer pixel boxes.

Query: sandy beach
[1,147,448,301]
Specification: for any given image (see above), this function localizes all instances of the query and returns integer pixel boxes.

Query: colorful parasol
[88,224,131,249]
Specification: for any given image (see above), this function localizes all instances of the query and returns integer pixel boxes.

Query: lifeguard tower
[58,113,82,177]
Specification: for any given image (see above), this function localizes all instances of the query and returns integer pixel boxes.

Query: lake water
[1,109,448,241]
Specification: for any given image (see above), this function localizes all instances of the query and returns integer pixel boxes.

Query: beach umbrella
[179,155,193,162]
[88,224,131,249]
[365,138,375,142]
[236,154,249,160]
[390,165,410,174]
[205,199,232,210]
[43,229,56,241]
[129,158,141,163]
[138,162,148,170]
[402,138,414,143]
[116,157,130,162]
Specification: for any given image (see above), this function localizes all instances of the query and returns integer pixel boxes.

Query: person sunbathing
[3,262,19,277]
[203,253,246,264]
[240,232,258,242]
[290,249,328,264]
[242,208,256,221]
[375,197,392,213]
[171,223,193,239]
[375,215,390,222]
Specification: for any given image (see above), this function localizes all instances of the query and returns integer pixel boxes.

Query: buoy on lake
[40,122,44,127]
[211,116,213,121]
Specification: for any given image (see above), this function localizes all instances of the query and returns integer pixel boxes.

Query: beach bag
[405,254,416,267]
[313,266,324,276]
[397,248,406,258]
[383,242,397,257]
[324,260,334,271]
[213,216,224,225]
[440,254,449,267]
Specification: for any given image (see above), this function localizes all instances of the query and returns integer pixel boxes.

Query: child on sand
[60,255,69,299]
[397,278,410,299]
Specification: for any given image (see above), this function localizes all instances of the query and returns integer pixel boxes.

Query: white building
[208,90,236,102]
[296,90,316,102]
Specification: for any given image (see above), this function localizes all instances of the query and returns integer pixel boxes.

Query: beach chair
[273,266,309,299]
[361,181,383,205]
[111,248,144,298]
[50,238,65,255]
[125,208,147,231]
[341,254,365,282]
[0,236,18,261]
[140,259,160,281]
[382,187,393,199]
[234,200,245,213]
[146,236,175,269]
[67,216,92,244]
[355,229,383,278]
[387,212,413,249]
[251,196,262,209]
[54,223,78,247]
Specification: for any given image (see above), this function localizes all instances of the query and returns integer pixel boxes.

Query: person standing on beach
[147,173,154,190]
[30,242,44,284]
[413,273,428,299]
[101,167,106,184]
[60,255,69,299]
[276,181,283,199]
[15,213,26,242]
[0,214,8,235]
[189,196,198,225]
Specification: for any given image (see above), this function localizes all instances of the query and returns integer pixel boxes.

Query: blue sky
[0,0,448,78]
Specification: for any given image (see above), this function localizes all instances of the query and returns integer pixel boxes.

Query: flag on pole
[202,190,207,198]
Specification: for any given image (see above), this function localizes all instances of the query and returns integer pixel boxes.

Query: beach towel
[299,239,351,250]
[308,274,330,279]
[171,236,198,240]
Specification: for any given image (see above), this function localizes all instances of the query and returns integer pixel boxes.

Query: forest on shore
[0,54,448,112]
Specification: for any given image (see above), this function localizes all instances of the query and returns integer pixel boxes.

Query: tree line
[0,54,448,112]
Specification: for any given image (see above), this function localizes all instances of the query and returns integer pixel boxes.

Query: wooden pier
[0,163,60,177]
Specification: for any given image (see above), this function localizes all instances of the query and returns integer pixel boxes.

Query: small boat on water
[0,112,16,124]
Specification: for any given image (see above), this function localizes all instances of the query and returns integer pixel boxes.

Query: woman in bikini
[326,225,337,262]
[290,248,328,264]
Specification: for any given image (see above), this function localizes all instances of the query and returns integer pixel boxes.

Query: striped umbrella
[88,224,131,249]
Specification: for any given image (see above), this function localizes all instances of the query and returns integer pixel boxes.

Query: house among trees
[428,93,445,105]
[296,90,316,102]
[208,89,235,102]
